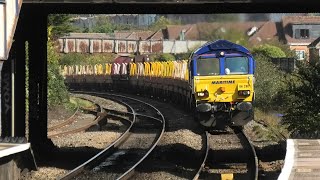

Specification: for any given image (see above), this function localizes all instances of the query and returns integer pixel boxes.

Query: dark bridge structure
[0,0,318,179]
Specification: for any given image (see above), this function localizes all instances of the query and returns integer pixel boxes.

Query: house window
[295,50,305,60]
[295,29,310,39]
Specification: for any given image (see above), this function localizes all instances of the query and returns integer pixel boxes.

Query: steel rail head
[238,128,259,180]
[48,105,79,131]
[193,131,209,180]
[58,94,136,180]
[72,91,166,180]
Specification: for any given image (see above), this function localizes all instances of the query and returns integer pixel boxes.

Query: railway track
[193,131,210,180]
[197,127,258,180]
[59,91,165,180]
[48,105,79,132]
[48,98,105,138]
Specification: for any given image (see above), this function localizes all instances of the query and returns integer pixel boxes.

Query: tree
[251,44,289,110]
[149,16,180,31]
[48,14,77,39]
[203,28,249,47]
[91,16,114,33]
[252,44,286,58]
[282,61,320,134]
[158,53,176,62]
[47,27,69,106]
[207,14,239,22]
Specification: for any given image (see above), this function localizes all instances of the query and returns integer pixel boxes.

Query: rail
[60,91,165,180]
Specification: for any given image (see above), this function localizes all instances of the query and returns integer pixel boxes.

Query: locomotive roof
[192,40,251,57]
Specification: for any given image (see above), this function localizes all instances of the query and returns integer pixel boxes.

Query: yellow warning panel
[221,174,233,180]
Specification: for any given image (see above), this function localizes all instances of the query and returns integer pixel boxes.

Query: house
[281,16,320,61]
[163,21,279,45]
[307,37,320,62]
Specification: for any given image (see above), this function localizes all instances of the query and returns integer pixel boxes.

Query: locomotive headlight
[197,90,209,98]
[238,90,250,96]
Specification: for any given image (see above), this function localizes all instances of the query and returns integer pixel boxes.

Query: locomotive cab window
[225,57,249,75]
[196,57,219,76]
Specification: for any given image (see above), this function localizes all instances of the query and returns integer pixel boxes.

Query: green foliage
[251,44,294,111]
[252,44,286,58]
[174,53,191,61]
[59,53,116,65]
[48,36,69,106]
[25,42,29,113]
[88,16,139,33]
[254,108,289,141]
[157,53,176,62]
[148,16,181,31]
[207,14,239,22]
[48,14,78,39]
[203,28,249,47]
[262,40,296,58]
[59,53,87,65]
[91,16,114,33]
[282,61,320,134]
[253,54,288,110]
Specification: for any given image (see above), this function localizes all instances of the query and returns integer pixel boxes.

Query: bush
[174,53,191,60]
[252,44,286,58]
[48,38,69,106]
[251,44,293,111]
[59,53,86,65]
[157,53,176,62]
[282,61,320,134]
[253,54,288,110]
[59,53,116,65]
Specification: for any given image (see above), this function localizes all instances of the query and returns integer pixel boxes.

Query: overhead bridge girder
[21,0,320,3]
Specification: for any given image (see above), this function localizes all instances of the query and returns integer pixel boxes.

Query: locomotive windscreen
[196,57,219,76]
[224,57,249,75]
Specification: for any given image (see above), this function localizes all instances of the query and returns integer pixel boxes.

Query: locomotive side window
[225,57,249,74]
[196,57,219,76]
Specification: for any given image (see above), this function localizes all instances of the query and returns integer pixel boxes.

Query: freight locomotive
[62,40,255,129]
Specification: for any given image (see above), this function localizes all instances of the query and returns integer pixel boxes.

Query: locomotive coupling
[236,102,252,111]
[196,103,211,112]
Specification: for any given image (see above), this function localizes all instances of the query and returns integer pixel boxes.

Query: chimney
[180,29,187,41]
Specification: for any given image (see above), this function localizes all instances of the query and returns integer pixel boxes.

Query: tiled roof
[282,16,320,44]
[125,31,154,40]
[282,16,320,27]
[166,24,193,40]
[61,33,114,39]
[249,21,278,44]
[149,29,165,40]
[165,22,269,41]
[114,32,132,39]
[308,37,320,48]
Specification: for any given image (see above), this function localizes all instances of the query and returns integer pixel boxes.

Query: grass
[64,97,78,111]
[70,97,95,109]
[253,108,289,141]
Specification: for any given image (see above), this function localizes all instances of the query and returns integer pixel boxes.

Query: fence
[58,38,207,54]
[271,58,295,73]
